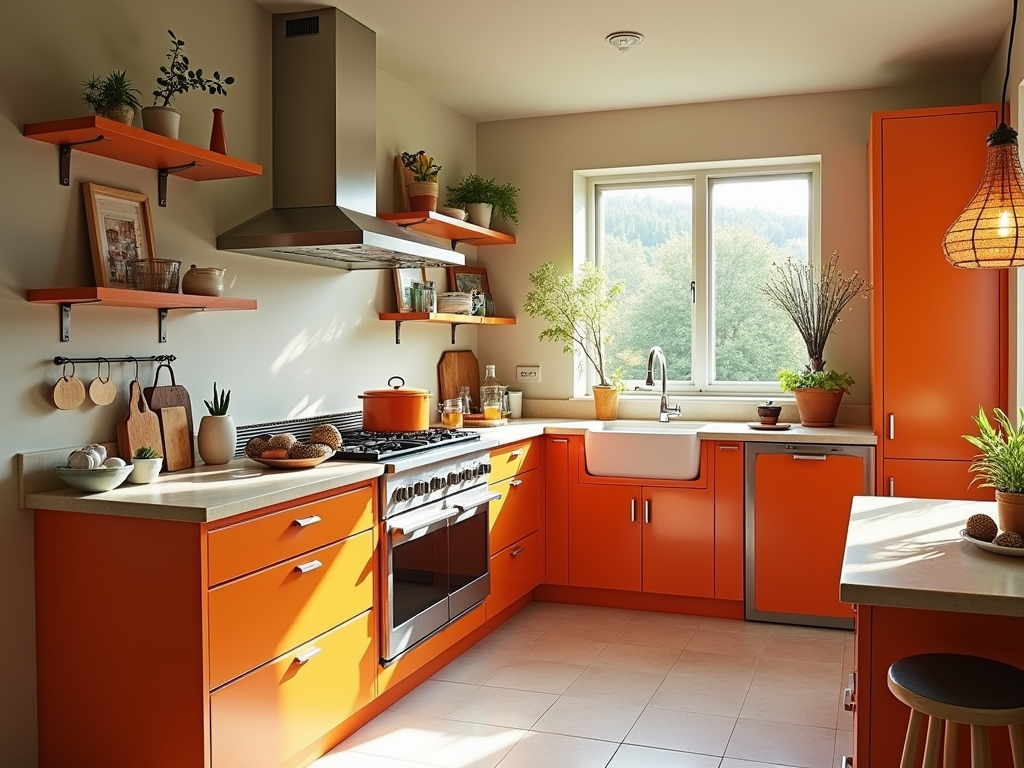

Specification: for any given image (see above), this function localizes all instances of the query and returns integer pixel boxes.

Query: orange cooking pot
[359,376,432,432]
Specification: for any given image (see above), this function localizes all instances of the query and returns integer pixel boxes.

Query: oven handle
[389,490,501,538]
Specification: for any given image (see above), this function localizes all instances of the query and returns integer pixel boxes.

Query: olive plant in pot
[964,406,1024,535]
[82,70,142,125]
[445,173,519,229]
[763,251,871,427]
[401,150,443,212]
[523,261,625,419]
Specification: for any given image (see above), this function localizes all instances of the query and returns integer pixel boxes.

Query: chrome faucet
[646,346,682,423]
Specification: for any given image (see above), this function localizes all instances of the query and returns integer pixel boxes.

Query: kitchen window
[589,158,820,396]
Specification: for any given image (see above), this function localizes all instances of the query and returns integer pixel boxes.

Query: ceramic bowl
[438,206,468,221]
[55,465,133,493]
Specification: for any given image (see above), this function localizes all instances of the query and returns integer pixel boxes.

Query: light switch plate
[516,366,541,383]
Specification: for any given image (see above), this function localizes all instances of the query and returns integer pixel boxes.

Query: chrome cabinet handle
[644,499,651,524]
[843,687,854,711]
[551,438,568,443]
[889,477,895,497]
[510,450,522,459]
[718,444,739,451]
[509,479,523,487]
[793,455,827,461]
[292,514,321,528]
[630,499,637,522]
[295,646,322,665]
[294,559,322,574]
[510,546,524,557]
[889,413,895,440]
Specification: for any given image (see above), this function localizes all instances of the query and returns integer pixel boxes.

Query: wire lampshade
[943,123,1024,268]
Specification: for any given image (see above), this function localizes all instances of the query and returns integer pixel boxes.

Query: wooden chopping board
[117,380,164,464]
[438,350,480,408]
[159,406,192,472]
[144,364,194,469]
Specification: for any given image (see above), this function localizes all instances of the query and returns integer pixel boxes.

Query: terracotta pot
[407,181,439,212]
[792,388,844,427]
[360,376,431,432]
[593,385,620,420]
[996,491,1024,535]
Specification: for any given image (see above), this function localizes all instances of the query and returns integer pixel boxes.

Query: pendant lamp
[943,0,1024,269]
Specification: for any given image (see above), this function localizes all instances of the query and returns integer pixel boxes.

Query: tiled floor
[312,602,854,768]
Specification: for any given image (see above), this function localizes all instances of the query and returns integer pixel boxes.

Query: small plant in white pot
[445,173,519,229]
[197,383,236,465]
[964,406,1024,535]
[128,445,163,484]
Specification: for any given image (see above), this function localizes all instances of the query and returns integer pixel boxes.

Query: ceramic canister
[181,265,226,297]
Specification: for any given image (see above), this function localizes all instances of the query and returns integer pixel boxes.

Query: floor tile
[720,760,799,768]
[698,617,773,635]
[482,657,587,694]
[611,621,696,651]
[625,706,737,755]
[629,610,705,630]
[752,656,844,693]
[432,650,510,685]
[544,615,634,642]
[608,743,722,767]
[446,685,557,729]
[685,628,768,657]
[669,650,760,685]
[650,674,750,717]
[494,731,617,768]
[725,718,837,768]
[762,635,846,664]
[470,627,541,658]
[590,641,683,674]
[568,605,638,621]
[314,750,438,767]
[516,633,609,666]
[834,729,853,766]
[740,682,840,729]
[531,694,644,742]
[768,623,847,643]
[561,665,666,705]
[387,679,479,717]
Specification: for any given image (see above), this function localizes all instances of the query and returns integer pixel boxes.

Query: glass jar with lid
[440,398,463,429]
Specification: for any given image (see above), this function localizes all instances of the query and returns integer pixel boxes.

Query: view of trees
[599,185,809,385]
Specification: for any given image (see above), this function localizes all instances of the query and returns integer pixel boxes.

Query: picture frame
[446,266,490,296]
[392,267,428,312]
[82,183,157,289]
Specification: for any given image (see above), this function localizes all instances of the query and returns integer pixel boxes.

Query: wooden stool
[887,653,1024,768]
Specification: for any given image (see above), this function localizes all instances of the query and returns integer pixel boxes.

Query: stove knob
[460,469,472,481]
[394,486,409,502]
[414,481,428,496]
[480,462,492,474]
[448,472,460,485]
[429,477,440,491]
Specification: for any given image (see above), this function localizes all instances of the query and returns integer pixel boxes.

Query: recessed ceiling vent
[285,16,319,38]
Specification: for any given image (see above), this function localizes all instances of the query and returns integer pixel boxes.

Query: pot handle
[388,375,405,389]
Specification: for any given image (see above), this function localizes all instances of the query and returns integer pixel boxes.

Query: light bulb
[999,210,1014,238]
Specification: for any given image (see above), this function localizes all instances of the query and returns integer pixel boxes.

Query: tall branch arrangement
[523,261,623,387]
[763,251,871,372]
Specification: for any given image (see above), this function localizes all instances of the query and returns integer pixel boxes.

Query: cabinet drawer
[210,610,376,768]
[207,482,374,586]
[490,439,538,483]
[489,468,540,555]
[487,532,541,619]
[208,530,373,689]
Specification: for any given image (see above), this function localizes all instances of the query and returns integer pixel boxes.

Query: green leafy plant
[523,261,624,388]
[964,407,1024,493]
[152,30,235,107]
[778,366,855,394]
[445,173,520,224]
[82,70,142,117]
[133,446,161,460]
[401,150,442,182]
[204,382,230,416]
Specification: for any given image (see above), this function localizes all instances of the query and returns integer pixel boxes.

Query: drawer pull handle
[509,450,522,459]
[292,514,322,528]
[509,479,523,487]
[644,499,651,524]
[719,445,740,451]
[630,498,637,522]
[510,546,525,557]
[295,646,322,665]
[294,559,323,574]
[843,686,854,711]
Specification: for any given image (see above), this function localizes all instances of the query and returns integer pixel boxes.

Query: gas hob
[330,428,481,462]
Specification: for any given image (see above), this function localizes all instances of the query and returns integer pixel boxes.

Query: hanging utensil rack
[52,355,176,366]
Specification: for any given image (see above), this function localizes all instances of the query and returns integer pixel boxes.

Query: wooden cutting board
[117,380,164,464]
[438,350,480,408]
[159,406,192,472]
[144,364,194,469]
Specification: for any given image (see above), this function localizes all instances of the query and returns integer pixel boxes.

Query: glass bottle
[424,281,437,314]
[480,365,504,420]
[459,385,472,415]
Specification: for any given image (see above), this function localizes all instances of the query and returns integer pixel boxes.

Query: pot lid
[360,376,430,397]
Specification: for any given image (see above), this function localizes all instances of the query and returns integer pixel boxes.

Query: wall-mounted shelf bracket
[59,135,105,185]
[158,308,169,343]
[390,320,458,345]
[157,162,199,206]
[60,303,72,342]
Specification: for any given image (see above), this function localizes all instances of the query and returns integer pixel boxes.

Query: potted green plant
[764,250,871,427]
[964,406,1024,534]
[82,70,142,125]
[401,150,442,212]
[127,445,163,484]
[197,382,235,465]
[143,29,235,140]
[523,261,624,419]
[445,173,519,229]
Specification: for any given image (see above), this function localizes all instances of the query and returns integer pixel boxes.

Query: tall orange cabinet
[870,104,1008,499]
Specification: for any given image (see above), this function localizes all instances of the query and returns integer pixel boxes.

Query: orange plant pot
[792,388,844,427]
[996,491,1024,535]
[593,386,619,420]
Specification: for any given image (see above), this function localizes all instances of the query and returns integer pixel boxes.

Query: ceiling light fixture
[606,31,644,53]
[943,0,1024,268]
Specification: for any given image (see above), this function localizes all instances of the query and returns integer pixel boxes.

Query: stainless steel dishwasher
[744,442,874,629]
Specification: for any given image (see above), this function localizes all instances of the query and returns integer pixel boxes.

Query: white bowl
[55,465,134,493]
[438,206,468,221]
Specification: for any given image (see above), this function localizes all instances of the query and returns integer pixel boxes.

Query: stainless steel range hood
[217,8,463,270]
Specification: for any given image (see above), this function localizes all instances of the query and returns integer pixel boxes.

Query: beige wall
[475,81,982,406]
[0,2,476,765]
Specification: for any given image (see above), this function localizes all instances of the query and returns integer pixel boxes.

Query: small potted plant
[523,261,624,419]
[964,406,1024,534]
[197,383,235,465]
[401,150,443,212]
[445,173,519,229]
[763,251,871,427]
[82,70,142,125]
[127,446,163,484]
[144,29,235,140]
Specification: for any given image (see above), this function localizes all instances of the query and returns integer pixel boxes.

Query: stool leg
[970,725,991,768]
[923,716,942,768]
[902,709,925,768]
[1009,723,1024,768]
[944,721,959,768]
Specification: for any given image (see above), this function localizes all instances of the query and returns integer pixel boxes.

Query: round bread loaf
[245,437,271,458]
[310,423,342,451]
[268,433,298,450]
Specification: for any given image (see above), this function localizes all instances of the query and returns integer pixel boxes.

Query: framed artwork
[447,266,490,296]
[392,267,427,312]
[82,183,156,289]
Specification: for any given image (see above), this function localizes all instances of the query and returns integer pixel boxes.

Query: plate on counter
[249,455,331,470]
[960,529,1024,557]
[747,422,792,431]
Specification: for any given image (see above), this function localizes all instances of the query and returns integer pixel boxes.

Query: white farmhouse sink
[584,420,705,481]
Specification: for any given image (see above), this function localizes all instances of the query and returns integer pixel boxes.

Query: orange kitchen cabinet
[870,105,1007,497]
[882,458,992,501]
[545,436,571,585]
[713,441,744,600]
[489,466,540,555]
[568,482,642,591]
[487,531,543,618]
[490,438,539,482]
[642,487,715,598]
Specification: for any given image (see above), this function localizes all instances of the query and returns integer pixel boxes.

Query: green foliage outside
[964,407,1024,493]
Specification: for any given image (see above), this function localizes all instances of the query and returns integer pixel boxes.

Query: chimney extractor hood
[216,9,464,270]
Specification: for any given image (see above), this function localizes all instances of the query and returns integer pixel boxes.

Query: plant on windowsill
[401,150,443,212]
[523,260,625,419]
[445,173,519,229]
[764,250,871,427]
[964,406,1024,536]
[197,382,236,466]
[82,70,143,125]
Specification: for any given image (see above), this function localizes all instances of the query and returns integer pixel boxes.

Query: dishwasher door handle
[792,454,828,461]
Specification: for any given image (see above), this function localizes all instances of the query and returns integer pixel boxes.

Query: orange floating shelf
[378,211,516,247]
[378,312,515,344]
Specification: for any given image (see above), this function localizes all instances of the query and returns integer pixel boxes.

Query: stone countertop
[840,495,1024,618]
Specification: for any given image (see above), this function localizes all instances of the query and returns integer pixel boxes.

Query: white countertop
[840,495,1024,617]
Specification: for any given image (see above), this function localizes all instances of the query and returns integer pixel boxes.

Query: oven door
[382,488,499,664]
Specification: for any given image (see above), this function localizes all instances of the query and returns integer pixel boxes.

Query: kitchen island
[840,495,1024,768]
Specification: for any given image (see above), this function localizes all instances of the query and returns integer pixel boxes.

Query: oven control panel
[383,451,493,517]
